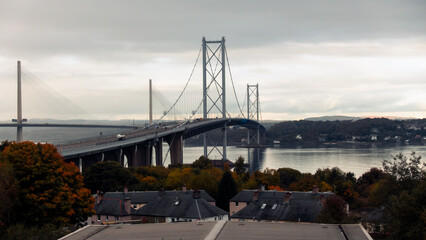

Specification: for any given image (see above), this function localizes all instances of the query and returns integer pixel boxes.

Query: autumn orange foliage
[2,141,94,226]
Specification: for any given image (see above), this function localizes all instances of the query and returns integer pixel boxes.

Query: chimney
[284,192,292,203]
[253,191,259,202]
[124,185,128,193]
[124,197,131,214]
[182,184,187,193]
[193,190,201,199]
[313,185,319,194]
[96,190,104,204]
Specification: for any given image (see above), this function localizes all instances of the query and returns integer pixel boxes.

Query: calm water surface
[1,127,425,178]
[181,145,426,177]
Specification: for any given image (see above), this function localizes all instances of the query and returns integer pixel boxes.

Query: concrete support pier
[167,133,183,166]
[154,139,163,166]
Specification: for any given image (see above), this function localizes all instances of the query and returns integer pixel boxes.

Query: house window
[235,202,239,207]
[115,216,119,221]
[97,215,100,221]
[106,216,109,221]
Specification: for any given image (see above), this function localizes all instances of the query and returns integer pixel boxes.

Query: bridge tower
[247,84,260,168]
[202,37,227,160]
[14,61,27,143]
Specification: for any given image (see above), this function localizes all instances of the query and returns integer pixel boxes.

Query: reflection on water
[182,145,426,177]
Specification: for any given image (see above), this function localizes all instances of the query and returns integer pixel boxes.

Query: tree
[188,170,220,199]
[233,156,246,175]
[165,167,194,190]
[0,159,17,227]
[192,156,212,169]
[356,167,387,197]
[382,152,425,190]
[379,153,426,239]
[316,195,348,224]
[277,167,302,188]
[385,188,425,240]
[83,161,139,193]
[2,142,94,226]
[217,170,238,212]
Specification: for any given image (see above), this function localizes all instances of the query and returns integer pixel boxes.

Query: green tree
[356,167,387,197]
[385,187,425,240]
[0,159,17,227]
[217,169,238,212]
[2,142,94,227]
[192,155,212,170]
[382,152,425,190]
[378,152,426,239]
[4,223,69,240]
[188,170,220,199]
[277,167,302,188]
[83,161,139,193]
[233,156,246,175]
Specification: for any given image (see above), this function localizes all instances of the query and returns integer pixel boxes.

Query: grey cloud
[1,0,426,60]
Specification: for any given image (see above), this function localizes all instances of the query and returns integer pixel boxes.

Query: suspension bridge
[0,37,264,171]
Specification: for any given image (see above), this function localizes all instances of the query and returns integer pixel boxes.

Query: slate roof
[230,190,336,222]
[230,190,333,202]
[94,190,216,216]
[360,208,385,223]
[94,196,134,216]
[99,190,215,204]
[135,193,228,219]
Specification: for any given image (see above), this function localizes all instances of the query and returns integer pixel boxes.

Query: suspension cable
[225,48,246,118]
[157,46,202,122]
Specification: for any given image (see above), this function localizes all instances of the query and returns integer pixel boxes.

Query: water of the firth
[1,127,425,178]
[181,145,426,178]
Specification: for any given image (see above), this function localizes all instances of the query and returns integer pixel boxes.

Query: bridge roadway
[0,123,138,129]
[56,118,262,171]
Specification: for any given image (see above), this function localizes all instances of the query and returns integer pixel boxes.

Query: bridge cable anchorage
[225,48,246,118]
[157,46,202,122]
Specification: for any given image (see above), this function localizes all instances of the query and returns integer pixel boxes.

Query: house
[89,186,217,225]
[360,207,386,238]
[135,190,229,223]
[229,187,341,223]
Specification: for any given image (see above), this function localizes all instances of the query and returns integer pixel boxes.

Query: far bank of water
[181,145,426,178]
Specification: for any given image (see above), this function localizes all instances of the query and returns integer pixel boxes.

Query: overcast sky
[0,0,425,121]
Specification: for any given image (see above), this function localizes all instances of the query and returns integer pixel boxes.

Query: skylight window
[272,204,277,210]
[261,203,267,209]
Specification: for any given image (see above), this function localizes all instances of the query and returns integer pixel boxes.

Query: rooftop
[135,193,228,219]
[60,221,372,240]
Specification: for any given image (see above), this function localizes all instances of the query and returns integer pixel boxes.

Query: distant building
[229,187,343,223]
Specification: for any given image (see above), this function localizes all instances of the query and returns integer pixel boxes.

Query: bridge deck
[55,118,262,159]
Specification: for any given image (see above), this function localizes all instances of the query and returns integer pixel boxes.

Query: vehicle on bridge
[117,134,125,141]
